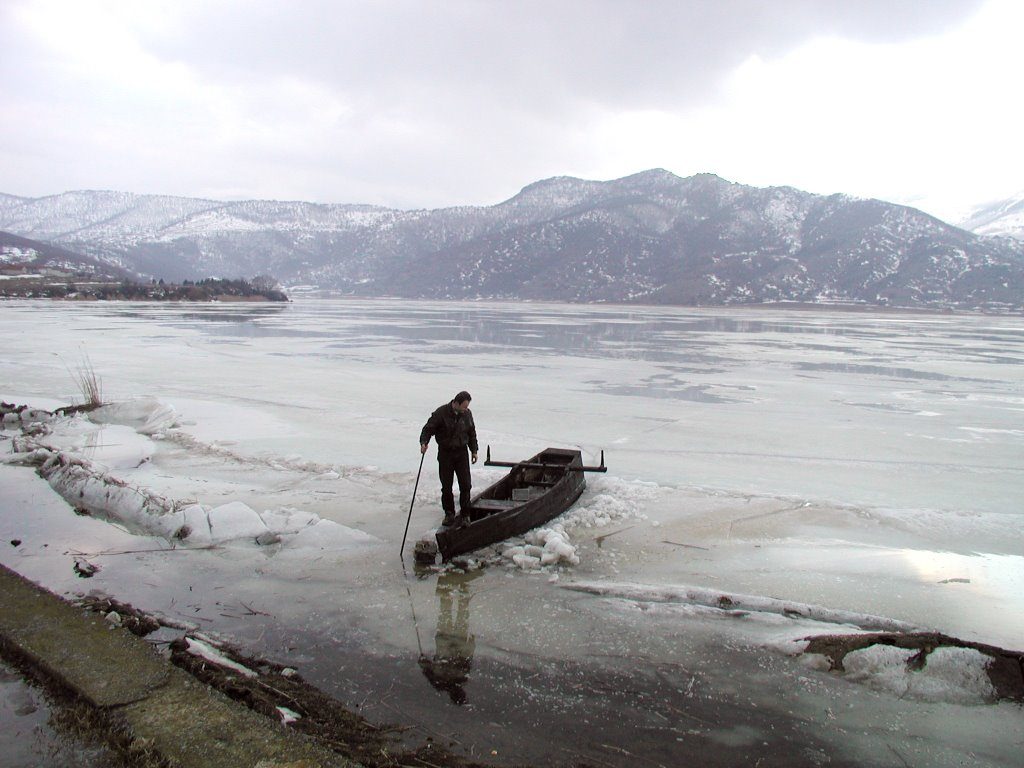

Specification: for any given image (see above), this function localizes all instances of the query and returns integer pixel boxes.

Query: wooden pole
[400,451,426,558]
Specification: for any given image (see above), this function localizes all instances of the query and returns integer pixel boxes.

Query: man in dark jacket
[419,391,479,527]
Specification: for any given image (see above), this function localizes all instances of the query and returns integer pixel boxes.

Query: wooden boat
[433,446,606,562]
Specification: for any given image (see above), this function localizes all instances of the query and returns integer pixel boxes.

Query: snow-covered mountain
[2,171,1023,310]
[959,192,1024,240]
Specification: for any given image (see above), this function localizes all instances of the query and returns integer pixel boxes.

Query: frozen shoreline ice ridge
[2,397,379,551]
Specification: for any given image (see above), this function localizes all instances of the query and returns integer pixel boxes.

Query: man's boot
[442,512,455,527]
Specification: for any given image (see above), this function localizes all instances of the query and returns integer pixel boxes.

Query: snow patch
[809,645,998,705]
[183,636,256,677]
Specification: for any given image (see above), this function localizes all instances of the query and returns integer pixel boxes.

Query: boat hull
[435,448,585,561]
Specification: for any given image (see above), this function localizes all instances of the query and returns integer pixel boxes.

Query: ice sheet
[1,298,1022,767]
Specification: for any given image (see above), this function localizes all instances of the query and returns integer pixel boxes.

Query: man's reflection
[418,569,483,705]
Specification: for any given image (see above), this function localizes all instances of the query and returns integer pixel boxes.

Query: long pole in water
[400,451,426,559]
[399,558,425,658]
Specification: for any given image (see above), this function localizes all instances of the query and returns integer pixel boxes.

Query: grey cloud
[146,0,985,112]
[0,0,993,207]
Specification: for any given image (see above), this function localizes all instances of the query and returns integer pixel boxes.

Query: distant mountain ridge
[2,170,1023,311]
[958,192,1024,240]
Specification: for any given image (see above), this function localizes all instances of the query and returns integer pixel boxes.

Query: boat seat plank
[473,499,520,511]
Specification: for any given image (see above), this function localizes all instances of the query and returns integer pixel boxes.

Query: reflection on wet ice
[418,569,483,705]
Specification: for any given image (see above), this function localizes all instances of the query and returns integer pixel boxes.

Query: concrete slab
[119,666,350,768]
[0,564,358,767]
[0,563,168,707]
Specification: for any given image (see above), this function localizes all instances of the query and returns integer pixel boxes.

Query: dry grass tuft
[71,353,103,407]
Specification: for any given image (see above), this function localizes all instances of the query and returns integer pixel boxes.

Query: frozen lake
[2,298,1022,766]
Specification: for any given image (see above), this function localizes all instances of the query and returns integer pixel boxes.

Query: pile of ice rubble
[481,483,655,572]
[502,524,579,569]
[420,479,655,573]
[1,398,377,551]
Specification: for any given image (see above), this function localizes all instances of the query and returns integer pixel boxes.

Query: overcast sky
[1,0,1020,221]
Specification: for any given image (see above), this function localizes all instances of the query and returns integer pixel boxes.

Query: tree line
[0,275,288,302]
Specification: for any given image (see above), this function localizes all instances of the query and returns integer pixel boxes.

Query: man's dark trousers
[438,447,472,515]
